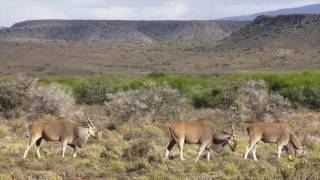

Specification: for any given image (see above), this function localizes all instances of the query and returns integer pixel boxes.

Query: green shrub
[284,86,320,109]
[224,163,239,175]
[73,77,113,104]
[37,71,320,110]
[278,162,295,179]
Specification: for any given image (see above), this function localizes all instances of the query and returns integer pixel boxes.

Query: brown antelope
[23,116,98,159]
[165,120,237,161]
[244,122,304,161]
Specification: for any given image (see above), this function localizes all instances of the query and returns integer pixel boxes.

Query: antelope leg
[178,138,185,161]
[23,138,38,159]
[35,138,42,159]
[252,144,258,161]
[206,148,211,161]
[73,147,77,158]
[195,144,207,162]
[244,141,257,160]
[277,144,284,159]
[165,140,176,160]
[62,141,68,158]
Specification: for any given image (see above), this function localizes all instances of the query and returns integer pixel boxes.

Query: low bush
[0,76,33,118]
[73,77,112,104]
[73,76,128,105]
[37,71,320,109]
[221,80,291,122]
[284,86,320,109]
[123,141,151,161]
[105,83,187,126]
[29,83,75,118]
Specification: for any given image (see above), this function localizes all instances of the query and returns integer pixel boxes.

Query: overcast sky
[0,0,319,26]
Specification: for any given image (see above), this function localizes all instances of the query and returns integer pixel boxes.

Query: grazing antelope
[244,122,304,161]
[165,120,237,161]
[23,116,98,159]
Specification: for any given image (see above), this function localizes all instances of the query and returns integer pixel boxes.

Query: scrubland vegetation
[0,71,320,179]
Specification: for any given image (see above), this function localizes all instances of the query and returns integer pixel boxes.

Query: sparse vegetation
[0,72,319,179]
[1,13,320,179]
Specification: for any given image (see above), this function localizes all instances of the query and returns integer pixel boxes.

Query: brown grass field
[0,107,319,179]
[1,39,320,77]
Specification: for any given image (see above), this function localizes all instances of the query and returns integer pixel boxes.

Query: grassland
[0,71,320,179]
[0,111,319,179]
[1,39,320,77]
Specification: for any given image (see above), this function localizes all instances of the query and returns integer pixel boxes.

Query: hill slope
[217,14,320,49]
[222,3,320,21]
[0,20,247,42]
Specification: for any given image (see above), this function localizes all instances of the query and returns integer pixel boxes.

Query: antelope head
[86,115,99,138]
[227,124,237,152]
[295,137,306,157]
[295,148,305,157]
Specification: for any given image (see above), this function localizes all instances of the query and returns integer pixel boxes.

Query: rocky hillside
[216,14,320,49]
[222,3,320,21]
[0,20,247,42]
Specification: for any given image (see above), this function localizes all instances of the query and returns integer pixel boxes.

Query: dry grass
[0,39,319,77]
[0,109,319,179]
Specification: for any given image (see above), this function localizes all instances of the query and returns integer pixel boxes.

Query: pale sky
[0,0,319,27]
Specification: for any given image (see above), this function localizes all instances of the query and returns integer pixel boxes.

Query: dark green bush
[284,86,320,109]
[74,79,109,104]
[73,76,125,104]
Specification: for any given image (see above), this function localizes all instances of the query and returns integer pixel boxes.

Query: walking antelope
[165,120,237,161]
[23,116,98,159]
[244,122,304,161]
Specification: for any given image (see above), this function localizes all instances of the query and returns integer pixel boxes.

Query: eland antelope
[165,120,237,161]
[23,116,98,159]
[244,122,304,161]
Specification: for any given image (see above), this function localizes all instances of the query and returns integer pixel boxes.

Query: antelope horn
[87,115,93,126]
[231,123,235,135]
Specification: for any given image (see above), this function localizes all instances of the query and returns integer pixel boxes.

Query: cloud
[0,0,319,26]
[91,1,188,20]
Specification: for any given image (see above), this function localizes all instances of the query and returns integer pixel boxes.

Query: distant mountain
[0,20,248,42]
[222,3,320,21]
[216,14,320,50]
